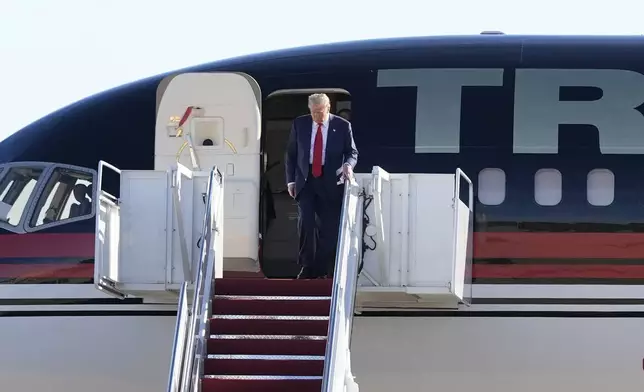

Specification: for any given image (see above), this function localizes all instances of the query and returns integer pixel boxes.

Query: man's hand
[342,163,354,180]
[288,183,296,198]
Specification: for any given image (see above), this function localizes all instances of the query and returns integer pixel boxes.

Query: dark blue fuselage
[4,35,644,285]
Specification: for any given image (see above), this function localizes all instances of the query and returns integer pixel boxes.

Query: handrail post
[322,178,362,391]
[167,282,190,392]
[186,167,222,391]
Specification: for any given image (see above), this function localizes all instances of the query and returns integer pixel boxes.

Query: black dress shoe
[325,263,335,279]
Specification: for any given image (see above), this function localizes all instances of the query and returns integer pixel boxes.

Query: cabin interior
[260,89,351,277]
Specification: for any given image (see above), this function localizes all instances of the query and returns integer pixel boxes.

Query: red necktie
[312,123,323,177]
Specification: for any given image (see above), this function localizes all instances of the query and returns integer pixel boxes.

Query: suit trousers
[295,166,343,275]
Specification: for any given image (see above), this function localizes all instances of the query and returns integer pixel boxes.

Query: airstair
[93,71,474,391]
[93,161,364,391]
[165,169,362,391]
[93,162,472,391]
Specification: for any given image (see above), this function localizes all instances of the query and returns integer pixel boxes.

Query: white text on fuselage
[377,68,644,154]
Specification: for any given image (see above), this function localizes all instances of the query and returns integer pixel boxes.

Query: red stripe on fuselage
[0,233,94,258]
[2,232,644,280]
[3,232,644,260]
[0,262,640,280]
[473,264,644,279]
[475,232,644,259]
[0,262,639,280]
[0,263,93,279]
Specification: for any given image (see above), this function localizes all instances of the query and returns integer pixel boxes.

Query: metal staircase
[93,159,473,391]
[167,170,362,392]
[93,158,473,391]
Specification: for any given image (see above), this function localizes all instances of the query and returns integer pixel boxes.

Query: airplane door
[155,73,261,268]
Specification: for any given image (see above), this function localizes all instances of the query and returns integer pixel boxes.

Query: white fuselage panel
[350,315,644,391]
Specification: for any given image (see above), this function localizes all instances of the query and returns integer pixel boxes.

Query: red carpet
[202,277,333,391]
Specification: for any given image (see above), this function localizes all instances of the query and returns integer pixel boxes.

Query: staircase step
[213,296,331,316]
[208,335,327,356]
[210,316,329,336]
[215,278,332,297]
[222,271,266,279]
[205,355,325,376]
[202,376,322,392]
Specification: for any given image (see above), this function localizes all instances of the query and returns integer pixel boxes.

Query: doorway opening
[259,88,352,277]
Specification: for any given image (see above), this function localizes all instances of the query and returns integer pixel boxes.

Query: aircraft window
[587,169,614,207]
[477,168,505,205]
[534,169,562,206]
[0,167,44,226]
[30,168,94,227]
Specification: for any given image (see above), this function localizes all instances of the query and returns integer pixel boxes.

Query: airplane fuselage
[4,35,644,284]
[1,35,644,391]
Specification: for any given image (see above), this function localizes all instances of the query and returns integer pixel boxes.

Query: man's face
[310,103,329,124]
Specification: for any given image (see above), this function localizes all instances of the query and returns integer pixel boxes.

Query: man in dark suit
[285,93,358,279]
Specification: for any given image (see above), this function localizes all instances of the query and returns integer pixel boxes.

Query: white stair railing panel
[171,164,195,283]
[93,160,220,301]
[370,166,391,287]
[322,178,363,392]
[354,168,474,309]
[452,169,474,306]
[94,160,125,299]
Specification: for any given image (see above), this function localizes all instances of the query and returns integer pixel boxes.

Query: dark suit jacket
[285,114,358,196]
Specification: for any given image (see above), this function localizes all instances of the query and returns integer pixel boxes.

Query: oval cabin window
[534,168,562,206]
[478,168,506,206]
[587,169,614,206]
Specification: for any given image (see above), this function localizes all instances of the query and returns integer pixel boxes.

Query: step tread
[215,278,332,297]
[205,375,322,380]
[202,377,322,392]
[213,315,328,320]
[215,295,331,300]
[208,354,324,360]
[210,334,327,340]
[213,297,331,316]
[204,357,324,376]
[209,318,329,336]
[208,337,327,356]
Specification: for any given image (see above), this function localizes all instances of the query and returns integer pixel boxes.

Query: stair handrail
[322,177,363,392]
[168,166,223,392]
[166,282,190,392]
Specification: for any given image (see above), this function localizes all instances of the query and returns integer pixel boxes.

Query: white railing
[166,282,190,392]
[167,166,223,392]
[172,163,196,282]
[322,178,363,392]
[452,168,474,306]
[94,160,125,299]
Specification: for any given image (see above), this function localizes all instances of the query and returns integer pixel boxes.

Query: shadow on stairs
[202,277,333,392]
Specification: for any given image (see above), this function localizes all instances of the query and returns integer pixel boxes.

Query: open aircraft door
[155,72,262,270]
